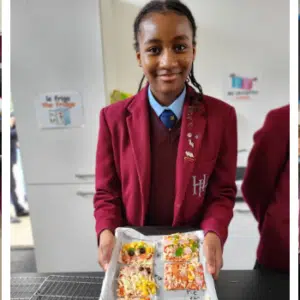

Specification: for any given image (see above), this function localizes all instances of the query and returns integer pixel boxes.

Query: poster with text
[36,91,84,129]
[225,73,260,101]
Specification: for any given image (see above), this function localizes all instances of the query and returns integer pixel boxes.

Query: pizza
[119,241,155,264]
[163,233,200,262]
[164,262,206,290]
[118,298,150,300]
[117,265,157,299]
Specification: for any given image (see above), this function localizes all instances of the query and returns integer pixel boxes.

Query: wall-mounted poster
[36,91,84,129]
[225,73,260,101]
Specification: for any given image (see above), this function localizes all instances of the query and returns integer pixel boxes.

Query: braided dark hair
[134,0,203,100]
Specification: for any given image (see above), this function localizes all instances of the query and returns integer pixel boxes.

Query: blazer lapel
[173,86,207,223]
[126,84,151,224]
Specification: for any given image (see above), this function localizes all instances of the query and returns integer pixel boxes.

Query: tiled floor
[11,159,36,274]
[11,215,34,248]
[11,153,33,247]
[11,215,37,273]
[11,248,37,273]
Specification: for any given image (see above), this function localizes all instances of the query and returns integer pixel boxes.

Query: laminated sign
[225,73,259,101]
[36,91,84,128]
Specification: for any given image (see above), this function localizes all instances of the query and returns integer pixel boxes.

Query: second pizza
[164,262,206,291]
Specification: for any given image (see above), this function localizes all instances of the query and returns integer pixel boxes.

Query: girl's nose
[159,49,178,68]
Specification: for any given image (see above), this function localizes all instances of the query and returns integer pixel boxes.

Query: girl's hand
[203,232,223,280]
[98,229,115,271]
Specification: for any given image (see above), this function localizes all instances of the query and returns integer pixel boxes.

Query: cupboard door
[229,202,259,237]
[11,0,106,184]
[28,184,99,272]
[223,203,259,269]
[223,236,259,270]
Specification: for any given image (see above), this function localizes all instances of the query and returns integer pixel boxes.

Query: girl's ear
[193,45,196,61]
[136,52,142,67]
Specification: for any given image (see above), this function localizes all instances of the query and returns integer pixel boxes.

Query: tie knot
[160,109,177,129]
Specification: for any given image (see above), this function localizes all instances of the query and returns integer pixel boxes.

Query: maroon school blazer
[242,105,289,271]
[94,83,237,245]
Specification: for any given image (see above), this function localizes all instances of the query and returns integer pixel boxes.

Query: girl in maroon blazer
[94,0,237,279]
[242,105,289,272]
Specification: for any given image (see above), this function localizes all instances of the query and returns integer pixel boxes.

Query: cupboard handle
[75,173,95,179]
[76,191,95,197]
[238,149,247,153]
[234,208,251,213]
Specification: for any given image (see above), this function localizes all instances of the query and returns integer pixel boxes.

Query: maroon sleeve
[241,108,288,225]
[200,107,237,246]
[93,108,124,239]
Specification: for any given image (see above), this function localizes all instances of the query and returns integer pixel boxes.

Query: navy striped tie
[160,109,177,129]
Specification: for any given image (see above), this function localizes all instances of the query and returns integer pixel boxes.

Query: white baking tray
[100,228,218,300]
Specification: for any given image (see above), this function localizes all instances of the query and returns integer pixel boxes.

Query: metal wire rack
[30,275,103,299]
[11,275,104,300]
[11,276,47,300]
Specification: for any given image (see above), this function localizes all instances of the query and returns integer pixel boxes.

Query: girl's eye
[148,47,161,54]
[175,44,187,52]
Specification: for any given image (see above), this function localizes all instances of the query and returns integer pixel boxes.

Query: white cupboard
[223,203,259,270]
[11,0,106,272]
[27,184,98,272]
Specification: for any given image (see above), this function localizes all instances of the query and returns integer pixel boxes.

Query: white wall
[195,29,289,150]
[100,0,289,152]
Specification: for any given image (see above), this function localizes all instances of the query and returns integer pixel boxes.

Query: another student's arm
[94,108,124,241]
[200,106,237,246]
[241,109,288,224]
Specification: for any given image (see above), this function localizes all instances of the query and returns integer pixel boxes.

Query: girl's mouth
[158,73,181,82]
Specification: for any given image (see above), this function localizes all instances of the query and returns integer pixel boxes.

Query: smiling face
[136,12,196,104]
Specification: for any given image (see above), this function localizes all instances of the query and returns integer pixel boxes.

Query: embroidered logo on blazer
[192,174,208,197]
